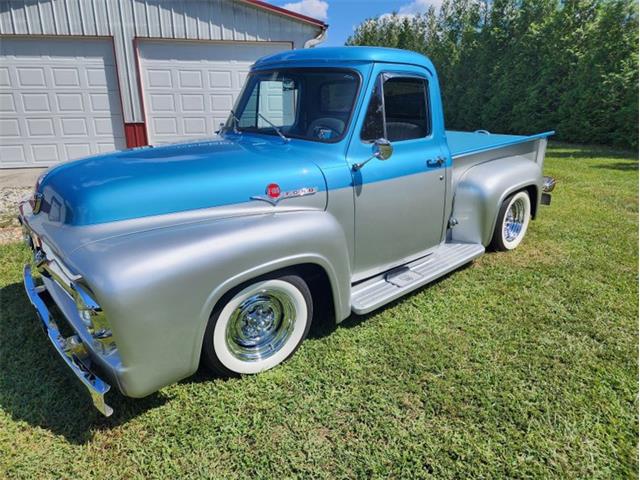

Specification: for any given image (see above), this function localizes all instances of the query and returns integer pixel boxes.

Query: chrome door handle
[426,156,445,168]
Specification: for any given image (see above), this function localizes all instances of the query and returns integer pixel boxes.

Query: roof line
[240,0,328,28]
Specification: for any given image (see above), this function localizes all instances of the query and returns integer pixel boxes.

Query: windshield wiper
[227,109,241,134]
[257,113,289,143]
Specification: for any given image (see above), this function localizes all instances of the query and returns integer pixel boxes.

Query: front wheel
[202,274,313,376]
[490,190,531,251]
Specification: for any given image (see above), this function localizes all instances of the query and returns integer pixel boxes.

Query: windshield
[225,69,360,142]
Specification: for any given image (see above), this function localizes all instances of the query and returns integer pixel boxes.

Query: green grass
[0,144,637,479]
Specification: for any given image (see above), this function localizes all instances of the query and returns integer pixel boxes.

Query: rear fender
[450,156,542,246]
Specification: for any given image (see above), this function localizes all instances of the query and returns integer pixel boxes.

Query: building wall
[0,0,323,125]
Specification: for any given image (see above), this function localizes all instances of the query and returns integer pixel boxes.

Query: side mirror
[352,138,393,171]
[372,138,393,161]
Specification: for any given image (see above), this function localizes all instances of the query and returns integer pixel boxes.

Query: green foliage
[347,0,639,149]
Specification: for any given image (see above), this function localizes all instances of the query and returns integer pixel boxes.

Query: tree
[346,0,639,149]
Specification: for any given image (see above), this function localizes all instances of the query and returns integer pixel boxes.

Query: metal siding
[0,0,322,124]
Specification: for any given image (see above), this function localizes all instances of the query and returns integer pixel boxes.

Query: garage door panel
[52,68,81,87]
[61,118,89,136]
[0,119,20,137]
[0,68,9,86]
[139,41,290,145]
[21,93,50,112]
[0,145,26,165]
[31,144,59,163]
[26,118,55,137]
[0,93,15,112]
[55,93,84,112]
[65,144,92,159]
[0,37,125,167]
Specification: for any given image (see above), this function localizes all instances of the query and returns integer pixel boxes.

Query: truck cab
[19,47,555,416]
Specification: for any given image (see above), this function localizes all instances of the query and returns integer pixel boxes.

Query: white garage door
[138,41,290,145]
[0,37,126,168]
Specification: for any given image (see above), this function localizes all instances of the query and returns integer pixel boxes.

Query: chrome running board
[350,242,485,314]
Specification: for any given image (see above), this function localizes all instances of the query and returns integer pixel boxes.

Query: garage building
[0,0,326,168]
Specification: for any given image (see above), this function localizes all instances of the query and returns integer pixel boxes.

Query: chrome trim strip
[23,264,113,417]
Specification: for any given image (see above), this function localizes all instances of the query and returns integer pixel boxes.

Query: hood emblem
[251,184,318,206]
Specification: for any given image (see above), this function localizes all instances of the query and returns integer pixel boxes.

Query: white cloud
[282,0,329,21]
[398,0,443,15]
[380,0,442,20]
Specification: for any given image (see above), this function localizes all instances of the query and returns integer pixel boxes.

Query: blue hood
[38,136,328,226]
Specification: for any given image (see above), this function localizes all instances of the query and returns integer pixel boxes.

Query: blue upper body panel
[446,130,555,157]
[35,47,552,227]
[39,135,339,226]
[253,47,436,73]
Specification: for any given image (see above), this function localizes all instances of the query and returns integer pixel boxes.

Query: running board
[350,243,485,314]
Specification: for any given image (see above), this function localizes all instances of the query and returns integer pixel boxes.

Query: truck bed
[446,130,554,158]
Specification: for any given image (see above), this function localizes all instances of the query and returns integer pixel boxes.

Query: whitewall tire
[490,191,531,251]
[202,274,312,376]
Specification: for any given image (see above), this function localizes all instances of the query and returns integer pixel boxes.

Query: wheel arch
[194,257,342,367]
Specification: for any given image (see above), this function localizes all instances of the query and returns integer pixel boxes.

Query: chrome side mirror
[372,138,393,161]
[352,138,393,171]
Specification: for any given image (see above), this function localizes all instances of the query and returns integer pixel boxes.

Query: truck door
[347,65,447,280]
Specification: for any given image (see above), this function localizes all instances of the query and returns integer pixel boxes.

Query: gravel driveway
[0,187,31,245]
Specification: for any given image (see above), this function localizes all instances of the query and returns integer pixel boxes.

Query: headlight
[72,283,117,354]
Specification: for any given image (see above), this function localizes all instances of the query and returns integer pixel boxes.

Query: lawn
[0,144,637,479]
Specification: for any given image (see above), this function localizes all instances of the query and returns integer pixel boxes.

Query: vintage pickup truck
[19,47,555,416]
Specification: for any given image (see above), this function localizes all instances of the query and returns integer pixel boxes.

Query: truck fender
[450,155,542,246]
[72,210,351,397]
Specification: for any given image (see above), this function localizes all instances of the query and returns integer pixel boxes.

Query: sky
[269,0,443,47]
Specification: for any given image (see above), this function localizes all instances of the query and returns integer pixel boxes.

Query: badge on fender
[251,183,318,206]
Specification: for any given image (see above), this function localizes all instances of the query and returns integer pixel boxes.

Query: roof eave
[239,0,328,29]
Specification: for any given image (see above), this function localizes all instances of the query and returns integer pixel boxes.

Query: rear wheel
[202,274,312,376]
[490,190,531,251]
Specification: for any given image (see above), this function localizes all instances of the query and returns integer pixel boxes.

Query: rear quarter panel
[450,138,547,245]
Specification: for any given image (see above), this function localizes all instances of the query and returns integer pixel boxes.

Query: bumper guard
[23,264,113,417]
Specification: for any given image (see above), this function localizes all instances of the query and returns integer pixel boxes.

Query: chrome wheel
[492,190,531,251]
[206,276,312,375]
[503,197,527,242]
[225,290,296,362]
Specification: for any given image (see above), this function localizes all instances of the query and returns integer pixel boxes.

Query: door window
[361,74,430,142]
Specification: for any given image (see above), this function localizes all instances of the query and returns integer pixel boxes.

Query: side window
[360,74,430,143]
[360,77,384,141]
[383,77,429,141]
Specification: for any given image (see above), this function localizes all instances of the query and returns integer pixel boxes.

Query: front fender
[69,210,351,397]
[451,155,542,246]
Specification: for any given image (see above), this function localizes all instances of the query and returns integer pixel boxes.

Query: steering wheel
[312,125,340,140]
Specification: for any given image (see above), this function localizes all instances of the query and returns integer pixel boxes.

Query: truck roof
[253,46,436,72]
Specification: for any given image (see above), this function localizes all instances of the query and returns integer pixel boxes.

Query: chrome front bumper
[23,264,113,417]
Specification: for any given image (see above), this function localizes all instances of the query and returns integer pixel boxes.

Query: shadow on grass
[548,142,638,160]
[0,282,170,444]
[592,162,639,172]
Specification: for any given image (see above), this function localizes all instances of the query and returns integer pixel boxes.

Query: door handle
[426,156,445,168]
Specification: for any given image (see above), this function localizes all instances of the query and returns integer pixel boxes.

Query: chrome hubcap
[504,198,526,242]
[226,289,296,362]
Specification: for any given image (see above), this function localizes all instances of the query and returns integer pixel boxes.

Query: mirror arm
[352,154,378,171]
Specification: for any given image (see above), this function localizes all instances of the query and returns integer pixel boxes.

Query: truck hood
[37,136,328,226]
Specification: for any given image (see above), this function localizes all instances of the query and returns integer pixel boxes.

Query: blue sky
[269,0,442,47]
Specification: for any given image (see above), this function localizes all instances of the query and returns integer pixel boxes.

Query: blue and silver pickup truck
[19,47,555,416]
